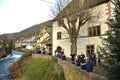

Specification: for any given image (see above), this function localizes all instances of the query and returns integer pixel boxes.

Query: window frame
[86,44,94,57]
[88,25,101,36]
[57,32,62,40]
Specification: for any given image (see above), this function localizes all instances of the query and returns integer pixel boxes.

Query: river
[0,50,24,80]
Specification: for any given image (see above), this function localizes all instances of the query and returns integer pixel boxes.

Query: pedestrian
[76,55,82,66]
[70,53,76,64]
[86,59,93,72]
[42,48,46,55]
[91,52,96,66]
[55,46,62,57]
[97,51,102,66]
[81,53,85,63]
[61,49,66,60]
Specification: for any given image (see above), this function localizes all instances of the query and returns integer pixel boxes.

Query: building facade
[52,0,113,58]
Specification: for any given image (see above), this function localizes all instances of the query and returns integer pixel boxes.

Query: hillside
[1,20,53,41]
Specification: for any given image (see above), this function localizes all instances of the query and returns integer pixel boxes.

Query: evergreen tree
[101,0,120,80]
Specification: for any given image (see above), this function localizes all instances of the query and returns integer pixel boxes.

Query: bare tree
[51,0,109,54]
[50,0,71,18]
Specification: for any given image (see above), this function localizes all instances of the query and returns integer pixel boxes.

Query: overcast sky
[0,0,57,35]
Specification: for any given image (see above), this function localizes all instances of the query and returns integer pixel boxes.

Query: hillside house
[52,0,114,58]
[15,36,35,49]
[34,26,52,55]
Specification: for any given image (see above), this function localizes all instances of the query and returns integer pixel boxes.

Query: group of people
[55,46,66,60]
[75,53,85,66]
[70,52,102,72]
[32,47,47,55]
[54,46,102,72]
[56,50,66,60]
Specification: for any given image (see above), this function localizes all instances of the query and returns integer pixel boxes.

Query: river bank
[9,50,65,80]
[0,50,24,80]
[9,50,32,79]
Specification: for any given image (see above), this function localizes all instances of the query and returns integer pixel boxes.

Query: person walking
[91,52,96,66]
[97,51,102,66]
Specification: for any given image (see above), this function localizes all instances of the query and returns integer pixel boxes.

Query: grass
[42,56,64,80]
[20,59,51,80]
[9,51,65,80]
[19,56,64,80]
[9,50,32,78]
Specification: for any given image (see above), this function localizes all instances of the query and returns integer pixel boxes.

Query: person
[42,48,46,55]
[61,53,66,60]
[81,53,85,59]
[86,59,93,72]
[91,52,96,66]
[36,48,41,54]
[56,52,61,58]
[70,53,76,64]
[81,53,85,63]
[76,55,82,66]
[61,49,66,60]
[55,46,62,56]
[32,50,36,54]
[97,51,102,66]
[54,49,57,56]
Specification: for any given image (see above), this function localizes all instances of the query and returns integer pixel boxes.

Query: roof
[41,38,52,44]
[84,0,110,7]
[55,0,110,19]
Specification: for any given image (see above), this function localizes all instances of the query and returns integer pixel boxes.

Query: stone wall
[32,55,107,80]
[58,59,108,80]
[32,54,51,60]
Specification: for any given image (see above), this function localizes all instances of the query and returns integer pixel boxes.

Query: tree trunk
[70,39,77,55]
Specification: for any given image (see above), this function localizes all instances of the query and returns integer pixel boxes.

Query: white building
[52,0,113,58]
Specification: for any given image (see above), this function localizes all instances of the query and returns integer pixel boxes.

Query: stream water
[0,50,24,80]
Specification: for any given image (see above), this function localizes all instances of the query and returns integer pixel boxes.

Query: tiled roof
[56,0,110,19]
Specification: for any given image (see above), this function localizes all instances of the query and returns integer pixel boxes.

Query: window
[88,25,101,36]
[57,32,61,39]
[86,45,94,57]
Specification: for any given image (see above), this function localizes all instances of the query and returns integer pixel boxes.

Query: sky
[0,0,56,35]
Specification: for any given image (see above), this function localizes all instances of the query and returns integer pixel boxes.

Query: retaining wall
[32,54,107,80]
[57,59,107,80]
[32,54,51,60]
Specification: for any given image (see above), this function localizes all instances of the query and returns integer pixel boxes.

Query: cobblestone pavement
[93,61,108,77]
